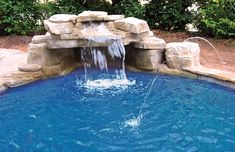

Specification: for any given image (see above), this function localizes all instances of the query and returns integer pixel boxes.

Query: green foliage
[0,0,234,38]
[48,0,145,19]
[37,2,58,21]
[196,0,235,38]
[46,0,114,14]
[0,0,113,35]
[47,0,86,14]
[85,0,113,13]
[112,0,145,19]
[0,0,42,35]
[145,0,194,31]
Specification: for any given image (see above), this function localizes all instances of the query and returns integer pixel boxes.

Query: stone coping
[159,65,235,89]
[183,66,235,83]
[183,66,235,89]
[126,64,235,90]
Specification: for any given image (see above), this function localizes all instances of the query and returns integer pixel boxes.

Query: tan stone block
[27,43,47,65]
[104,22,115,29]
[104,15,125,21]
[75,22,85,30]
[165,42,200,70]
[32,35,46,44]
[44,20,74,35]
[45,33,81,48]
[28,40,76,67]
[133,37,166,49]
[60,28,84,40]
[122,37,135,46]
[131,31,153,40]
[49,14,77,23]
[18,64,42,72]
[42,65,63,77]
[28,43,47,51]
[127,48,164,70]
[114,17,150,33]
[77,11,108,22]
[60,34,81,40]
[179,56,194,68]
[110,29,130,38]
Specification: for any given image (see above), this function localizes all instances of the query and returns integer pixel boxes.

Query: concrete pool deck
[0,49,77,93]
[0,49,41,92]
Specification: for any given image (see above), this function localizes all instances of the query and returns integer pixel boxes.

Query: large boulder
[114,17,150,33]
[165,42,200,70]
[127,48,164,70]
[27,42,76,66]
[133,37,166,49]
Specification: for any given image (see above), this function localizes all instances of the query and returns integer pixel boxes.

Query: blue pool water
[0,69,235,151]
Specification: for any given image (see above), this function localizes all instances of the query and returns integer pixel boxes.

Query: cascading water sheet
[78,22,135,90]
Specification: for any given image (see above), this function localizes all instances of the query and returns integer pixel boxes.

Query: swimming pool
[0,69,235,151]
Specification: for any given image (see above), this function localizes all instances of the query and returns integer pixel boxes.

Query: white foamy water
[83,78,135,90]
[124,114,143,128]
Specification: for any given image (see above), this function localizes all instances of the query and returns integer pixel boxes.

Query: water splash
[83,78,135,90]
[184,37,225,64]
[125,75,159,127]
[124,114,143,128]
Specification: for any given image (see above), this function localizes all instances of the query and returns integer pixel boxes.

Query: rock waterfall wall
[27,11,167,72]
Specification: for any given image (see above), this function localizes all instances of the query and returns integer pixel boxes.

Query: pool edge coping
[126,64,235,90]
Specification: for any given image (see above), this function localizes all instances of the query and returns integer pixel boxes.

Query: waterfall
[81,37,126,80]
[78,23,134,89]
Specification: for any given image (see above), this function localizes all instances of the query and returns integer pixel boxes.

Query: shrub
[145,0,194,31]
[47,0,114,14]
[48,0,145,19]
[47,0,86,14]
[196,0,235,38]
[112,0,145,19]
[0,0,42,35]
[84,0,113,13]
